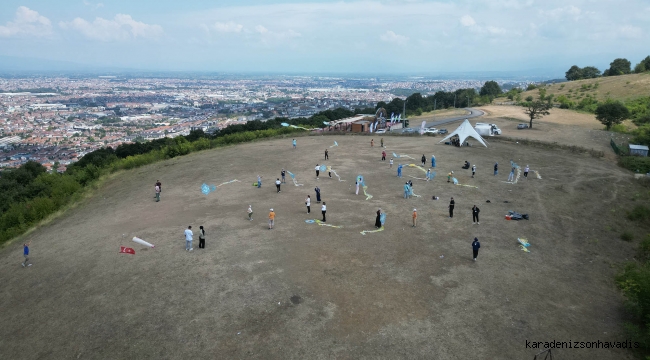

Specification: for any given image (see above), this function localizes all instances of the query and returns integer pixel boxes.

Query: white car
[423,128,438,134]
[375,128,387,134]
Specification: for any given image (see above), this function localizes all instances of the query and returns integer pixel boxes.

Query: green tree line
[565,56,650,81]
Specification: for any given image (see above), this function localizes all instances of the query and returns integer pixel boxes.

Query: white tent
[438,119,488,147]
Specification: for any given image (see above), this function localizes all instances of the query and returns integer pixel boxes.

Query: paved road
[422,108,485,128]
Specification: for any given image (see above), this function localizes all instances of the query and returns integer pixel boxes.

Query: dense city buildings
[0,75,526,170]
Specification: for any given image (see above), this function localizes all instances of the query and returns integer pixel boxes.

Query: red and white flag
[119,246,135,255]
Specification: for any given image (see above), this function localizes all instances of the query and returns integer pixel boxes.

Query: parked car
[438,129,448,135]
[402,128,416,133]
[423,128,438,134]
[517,123,529,129]
[375,128,387,134]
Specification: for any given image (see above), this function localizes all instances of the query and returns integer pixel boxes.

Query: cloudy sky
[0,0,648,75]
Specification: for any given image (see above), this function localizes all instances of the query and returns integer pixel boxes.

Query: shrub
[639,235,650,262]
[622,231,635,242]
[619,157,650,174]
[627,205,650,222]
[616,262,650,351]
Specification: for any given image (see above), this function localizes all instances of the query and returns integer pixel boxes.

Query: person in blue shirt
[397,164,403,178]
[292,139,297,149]
[403,182,410,199]
[22,241,31,267]
[472,238,481,261]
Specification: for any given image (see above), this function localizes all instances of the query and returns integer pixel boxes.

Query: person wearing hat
[412,208,417,227]
[524,165,530,179]
[447,171,454,183]
[268,208,275,230]
[275,178,281,193]
[472,238,481,261]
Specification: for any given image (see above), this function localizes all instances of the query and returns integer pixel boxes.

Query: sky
[0,0,648,75]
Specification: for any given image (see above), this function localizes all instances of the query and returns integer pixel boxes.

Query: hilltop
[498,72,650,103]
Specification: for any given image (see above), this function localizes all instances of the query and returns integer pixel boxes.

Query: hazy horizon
[1,0,649,76]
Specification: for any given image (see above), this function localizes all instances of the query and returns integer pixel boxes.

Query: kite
[533,170,542,179]
[519,245,531,253]
[409,187,422,198]
[452,177,479,188]
[320,164,327,172]
[361,226,384,235]
[287,170,303,186]
[392,152,414,160]
[217,179,240,187]
[119,246,135,255]
[201,183,217,195]
[517,238,531,247]
[281,122,310,130]
[330,141,338,148]
[328,166,345,181]
[132,237,155,248]
[305,219,343,228]
[357,175,373,200]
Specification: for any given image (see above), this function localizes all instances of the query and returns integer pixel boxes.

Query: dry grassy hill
[496,72,650,103]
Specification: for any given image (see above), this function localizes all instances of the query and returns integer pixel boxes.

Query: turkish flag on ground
[119,246,135,255]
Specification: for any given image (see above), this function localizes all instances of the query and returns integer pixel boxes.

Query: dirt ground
[0,133,645,359]
[409,108,469,122]
[478,105,635,160]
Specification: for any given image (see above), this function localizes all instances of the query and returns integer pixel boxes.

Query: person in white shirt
[472,164,476,178]
[389,158,394,168]
[315,164,320,179]
[247,205,253,221]
[275,178,281,193]
[321,202,327,222]
[524,165,530,179]
[184,226,193,251]
[305,195,311,213]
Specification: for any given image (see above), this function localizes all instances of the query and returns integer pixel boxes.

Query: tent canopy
[438,119,488,147]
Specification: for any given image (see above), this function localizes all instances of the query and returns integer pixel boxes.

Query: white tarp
[438,119,488,147]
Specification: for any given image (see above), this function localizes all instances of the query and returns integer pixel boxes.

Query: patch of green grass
[627,205,650,222]
[621,231,634,242]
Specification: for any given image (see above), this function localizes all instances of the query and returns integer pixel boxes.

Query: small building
[629,144,649,157]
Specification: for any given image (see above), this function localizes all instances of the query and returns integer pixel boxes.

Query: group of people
[182,225,206,251]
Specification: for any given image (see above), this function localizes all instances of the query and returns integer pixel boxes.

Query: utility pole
[454,94,456,108]
[402,99,407,127]
[467,96,470,108]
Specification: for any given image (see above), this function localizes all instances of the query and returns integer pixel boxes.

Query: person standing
[315,164,320,179]
[155,184,161,202]
[375,209,382,228]
[404,182,410,199]
[382,150,386,161]
[155,180,162,199]
[390,158,394,168]
[412,208,417,227]
[472,165,476,178]
[472,205,480,224]
[198,226,206,249]
[247,205,253,221]
[325,149,329,160]
[472,237,481,261]
[275,178,281,193]
[426,168,432,181]
[371,139,374,147]
[508,165,516,182]
[184,226,193,251]
[431,155,436,168]
[257,175,262,188]
[328,167,332,179]
[281,169,286,183]
[449,197,455,218]
[315,186,321,203]
[306,195,311,213]
[268,209,275,230]
[421,154,426,166]
[355,180,359,195]
[292,139,296,149]
[397,164,403,178]
[524,165,529,179]
[321,202,327,222]
[22,241,31,267]
[494,162,498,176]
[380,138,384,147]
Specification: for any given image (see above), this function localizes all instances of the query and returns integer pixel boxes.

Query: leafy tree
[634,56,650,73]
[479,81,502,98]
[523,100,552,129]
[582,66,601,79]
[595,101,630,130]
[526,84,537,91]
[605,58,632,76]
[565,65,583,81]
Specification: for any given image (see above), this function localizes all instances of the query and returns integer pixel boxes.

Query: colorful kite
[330,141,339,148]
[287,171,303,186]
[201,183,217,195]
[357,175,373,200]
[361,226,384,235]
[132,237,154,248]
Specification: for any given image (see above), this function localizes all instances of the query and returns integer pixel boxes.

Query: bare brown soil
[0,134,644,359]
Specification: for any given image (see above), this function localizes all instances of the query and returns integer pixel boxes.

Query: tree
[479,81,502,98]
[634,56,650,73]
[606,58,631,76]
[595,102,630,130]
[582,66,601,79]
[523,100,552,129]
[565,65,583,81]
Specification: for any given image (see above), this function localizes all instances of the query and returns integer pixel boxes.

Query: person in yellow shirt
[268,208,275,230]
[412,208,417,227]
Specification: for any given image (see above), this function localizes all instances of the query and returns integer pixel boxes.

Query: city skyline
[0,0,649,76]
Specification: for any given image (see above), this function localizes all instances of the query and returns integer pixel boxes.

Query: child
[355,180,359,195]
[447,171,453,183]
[412,208,417,227]
[247,205,253,221]
[382,150,386,161]
[389,158,394,168]
[155,184,161,202]
[426,168,432,181]
[306,195,311,213]
[281,168,286,183]
[22,241,32,267]
[524,165,530,179]
[268,208,275,230]
[292,139,296,148]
